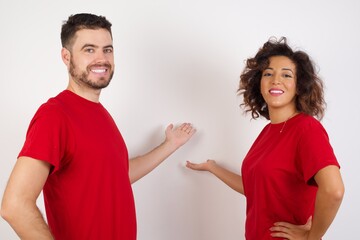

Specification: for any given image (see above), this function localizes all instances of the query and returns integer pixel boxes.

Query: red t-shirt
[241,113,339,239]
[19,90,136,240]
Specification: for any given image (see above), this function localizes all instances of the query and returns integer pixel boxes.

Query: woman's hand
[186,160,217,172]
[186,159,244,194]
[270,217,312,240]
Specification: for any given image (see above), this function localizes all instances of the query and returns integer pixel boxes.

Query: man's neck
[66,82,101,103]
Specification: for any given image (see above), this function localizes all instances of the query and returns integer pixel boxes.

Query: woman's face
[260,55,297,113]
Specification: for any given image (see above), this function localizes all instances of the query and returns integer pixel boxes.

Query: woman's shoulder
[296,113,323,128]
[295,113,329,138]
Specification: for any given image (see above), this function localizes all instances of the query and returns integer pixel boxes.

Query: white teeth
[91,69,106,73]
[270,89,283,94]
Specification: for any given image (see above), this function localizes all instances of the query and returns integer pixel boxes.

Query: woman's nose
[271,74,281,84]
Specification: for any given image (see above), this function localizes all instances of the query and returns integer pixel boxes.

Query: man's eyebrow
[81,44,97,50]
[80,44,113,50]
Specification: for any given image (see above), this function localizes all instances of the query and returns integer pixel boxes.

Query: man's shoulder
[35,91,69,117]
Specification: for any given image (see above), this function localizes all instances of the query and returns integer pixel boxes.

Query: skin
[62,28,115,103]
[187,56,344,240]
[1,28,196,239]
[260,55,298,123]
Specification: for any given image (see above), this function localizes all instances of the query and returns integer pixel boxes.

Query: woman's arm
[270,165,344,240]
[186,160,244,195]
[307,165,344,239]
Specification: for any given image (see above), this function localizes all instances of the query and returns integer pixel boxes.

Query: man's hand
[165,123,196,149]
[129,122,196,183]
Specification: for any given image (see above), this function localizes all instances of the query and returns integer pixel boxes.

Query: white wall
[1,0,359,239]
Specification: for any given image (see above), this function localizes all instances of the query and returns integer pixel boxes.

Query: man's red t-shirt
[19,90,136,239]
[241,113,339,239]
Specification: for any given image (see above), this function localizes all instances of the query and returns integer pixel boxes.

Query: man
[1,13,195,239]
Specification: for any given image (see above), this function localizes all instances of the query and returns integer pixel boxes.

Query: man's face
[67,28,114,89]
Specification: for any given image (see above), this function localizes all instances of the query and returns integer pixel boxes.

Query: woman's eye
[263,72,272,77]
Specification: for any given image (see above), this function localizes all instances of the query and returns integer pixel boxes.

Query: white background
[1,0,359,239]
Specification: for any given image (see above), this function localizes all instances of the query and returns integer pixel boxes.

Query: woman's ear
[61,47,71,66]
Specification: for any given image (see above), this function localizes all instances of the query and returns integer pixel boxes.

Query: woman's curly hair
[238,37,325,120]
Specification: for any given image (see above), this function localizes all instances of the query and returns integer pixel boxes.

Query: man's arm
[1,157,54,239]
[129,123,195,184]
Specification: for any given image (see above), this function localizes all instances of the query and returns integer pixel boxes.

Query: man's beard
[69,59,114,90]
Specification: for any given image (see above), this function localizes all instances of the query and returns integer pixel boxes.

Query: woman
[186,37,344,240]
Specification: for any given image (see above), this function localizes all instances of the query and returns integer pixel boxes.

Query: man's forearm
[1,201,53,239]
[129,140,178,183]
[129,123,195,184]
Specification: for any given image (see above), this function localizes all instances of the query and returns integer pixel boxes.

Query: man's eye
[104,48,113,53]
[85,48,94,53]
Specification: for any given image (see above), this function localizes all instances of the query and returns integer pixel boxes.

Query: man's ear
[61,47,71,66]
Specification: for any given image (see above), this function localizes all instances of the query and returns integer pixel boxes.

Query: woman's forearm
[308,186,344,239]
[308,166,344,239]
[208,163,244,195]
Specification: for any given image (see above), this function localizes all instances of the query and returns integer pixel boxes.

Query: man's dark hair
[61,13,112,49]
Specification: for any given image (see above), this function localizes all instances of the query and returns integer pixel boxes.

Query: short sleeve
[18,103,70,173]
[297,120,339,184]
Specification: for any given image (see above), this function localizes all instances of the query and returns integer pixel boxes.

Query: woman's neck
[269,107,298,124]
